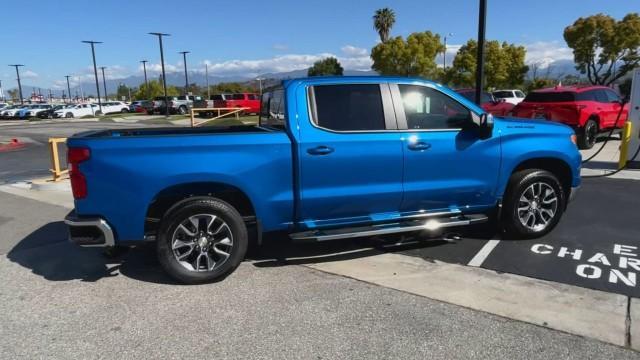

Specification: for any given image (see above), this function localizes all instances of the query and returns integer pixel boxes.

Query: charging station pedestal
[627,68,640,169]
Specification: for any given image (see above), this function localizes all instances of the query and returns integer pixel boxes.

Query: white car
[492,89,526,105]
[1,104,30,118]
[98,101,129,114]
[54,103,99,118]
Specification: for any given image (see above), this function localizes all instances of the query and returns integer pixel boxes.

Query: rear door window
[259,88,285,128]
[593,90,609,103]
[311,84,386,131]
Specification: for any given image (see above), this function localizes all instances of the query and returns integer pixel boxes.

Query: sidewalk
[580,138,640,180]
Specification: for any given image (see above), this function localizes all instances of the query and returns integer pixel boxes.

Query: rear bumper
[64,212,115,247]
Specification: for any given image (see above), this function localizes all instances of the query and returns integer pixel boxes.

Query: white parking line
[467,238,501,267]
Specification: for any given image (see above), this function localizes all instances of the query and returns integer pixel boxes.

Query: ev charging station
[626,68,640,168]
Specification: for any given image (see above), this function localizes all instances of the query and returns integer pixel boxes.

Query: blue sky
[0,0,636,89]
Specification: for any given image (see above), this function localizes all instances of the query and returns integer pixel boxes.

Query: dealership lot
[1,121,640,356]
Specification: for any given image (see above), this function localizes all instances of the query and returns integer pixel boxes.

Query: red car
[511,85,628,149]
[455,89,515,117]
[224,93,260,115]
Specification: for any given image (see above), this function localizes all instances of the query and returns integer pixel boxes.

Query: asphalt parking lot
[1,121,640,357]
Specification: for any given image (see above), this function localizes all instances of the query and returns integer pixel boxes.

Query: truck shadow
[8,222,496,284]
[6,221,179,285]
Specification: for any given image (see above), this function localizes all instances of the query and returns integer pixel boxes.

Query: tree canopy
[308,57,344,76]
[446,40,528,89]
[133,80,180,100]
[373,8,396,43]
[370,31,444,79]
[563,13,640,85]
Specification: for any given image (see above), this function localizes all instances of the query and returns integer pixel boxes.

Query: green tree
[308,57,344,76]
[371,31,444,78]
[373,8,396,43]
[133,80,179,100]
[447,39,529,88]
[7,89,19,101]
[564,13,640,85]
[209,82,257,94]
[526,78,556,93]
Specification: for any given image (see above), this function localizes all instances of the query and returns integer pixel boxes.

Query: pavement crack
[626,296,631,348]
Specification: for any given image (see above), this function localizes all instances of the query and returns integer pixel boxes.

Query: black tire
[502,169,565,239]
[578,118,598,149]
[65,112,73,118]
[178,106,187,115]
[157,197,248,284]
[121,108,129,113]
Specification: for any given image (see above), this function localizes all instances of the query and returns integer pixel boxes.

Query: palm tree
[373,8,396,43]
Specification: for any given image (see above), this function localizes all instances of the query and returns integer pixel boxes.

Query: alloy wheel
[517,182,558,232]
[171,213,234,272]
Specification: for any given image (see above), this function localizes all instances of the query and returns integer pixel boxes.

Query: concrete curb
[307,253,630,348]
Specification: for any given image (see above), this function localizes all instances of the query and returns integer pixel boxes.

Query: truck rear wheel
[502,169,565,239]
[156,197,248,284]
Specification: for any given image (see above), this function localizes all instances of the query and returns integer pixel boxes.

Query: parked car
[99,101,129,115]
[129,100,153,113]
[224,93,260,114]
[151,95,202,115]
[193,94,231,117]
[455,89,515,116]
[54,103,98,118]
[510,85,628,149]
[493,89,526,105]
[1,104,30,119]
[20,104,53,119]
[0,103,8,110]
[38,104,75,119]
[65,76,581,284]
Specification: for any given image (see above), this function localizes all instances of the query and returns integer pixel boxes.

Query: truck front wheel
[502,169,566,239]
[156,198,248,284]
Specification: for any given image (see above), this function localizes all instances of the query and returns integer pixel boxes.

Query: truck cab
[65,76,582,284]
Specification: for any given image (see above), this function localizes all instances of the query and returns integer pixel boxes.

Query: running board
[290,214,489,242]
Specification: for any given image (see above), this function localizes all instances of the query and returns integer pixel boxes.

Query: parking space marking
[467,238,501,267]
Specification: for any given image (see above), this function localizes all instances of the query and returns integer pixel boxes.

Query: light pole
[443,33,453,71]
[179,51,190,95]
[81,40,103,114]
[149,32,171,118]
[140,60,149,98]
[65,75,72,103]
[474,0,487,105]
[8,64,24,104]
[205,62,210,98]
[100,66,108,101]
[256,78,264,95]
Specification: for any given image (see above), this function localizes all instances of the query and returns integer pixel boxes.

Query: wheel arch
[507,157,573,204]
[145,181,257,237]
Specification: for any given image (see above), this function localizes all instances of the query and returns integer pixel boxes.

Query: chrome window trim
[306,83,399,134]
[389,83,481,132]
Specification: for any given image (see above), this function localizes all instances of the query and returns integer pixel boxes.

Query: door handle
[307,146,334,155]
[407,142,431,151]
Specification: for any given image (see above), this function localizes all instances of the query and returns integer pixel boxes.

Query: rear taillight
[68,147,90,199]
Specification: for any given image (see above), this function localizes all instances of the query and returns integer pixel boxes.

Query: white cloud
[22,70,39,78]
[273,44,289,51]
[341,45,368,57]
[525,41,573,68]
[194,52,372,77]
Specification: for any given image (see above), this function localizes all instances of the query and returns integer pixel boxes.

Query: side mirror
[479,113,494,138]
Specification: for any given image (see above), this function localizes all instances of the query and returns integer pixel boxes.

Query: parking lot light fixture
[140,60,149,98]
[65,75,72,104]
[443,33,453,71]
[149,32,171,118]
[100,66,108,102]
[179,51,190,95]
[474,0,487,105]
[8,64,25,104]
[81,40,103,114]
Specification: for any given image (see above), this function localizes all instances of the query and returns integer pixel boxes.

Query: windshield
[493,91,513,98]
[524,92,576,102]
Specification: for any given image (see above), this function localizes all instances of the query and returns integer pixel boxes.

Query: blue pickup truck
[64,76,581,283]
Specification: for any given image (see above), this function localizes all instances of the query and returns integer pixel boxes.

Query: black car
[38,104,74,119]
